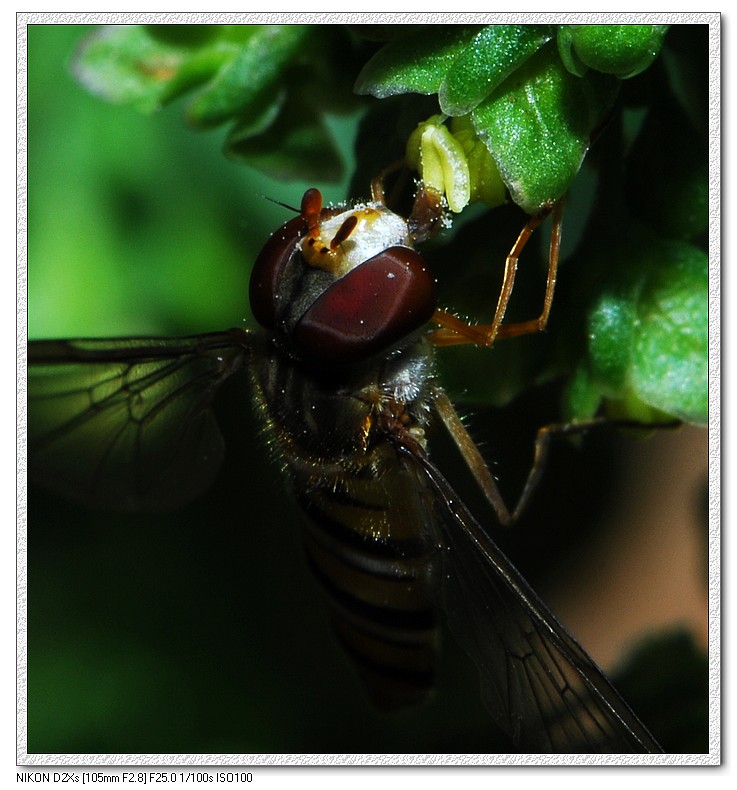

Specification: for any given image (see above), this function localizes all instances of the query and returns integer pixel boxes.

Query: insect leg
[431,200,563,347]
[430,386,513,527]
[433,386,680,527]
[512,416,682,521]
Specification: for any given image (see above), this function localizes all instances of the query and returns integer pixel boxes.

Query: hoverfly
[26,173,663,754]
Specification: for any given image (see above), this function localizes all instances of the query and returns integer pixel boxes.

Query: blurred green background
[25,24,709,756]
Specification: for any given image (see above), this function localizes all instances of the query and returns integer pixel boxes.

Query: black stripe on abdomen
[297,482,438,710]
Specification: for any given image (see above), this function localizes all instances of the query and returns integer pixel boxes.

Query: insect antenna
[261,195,301,213]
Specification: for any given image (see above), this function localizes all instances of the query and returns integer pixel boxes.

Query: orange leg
[370,160,406,204]
[433,386,681,527]
[430,200,563,347]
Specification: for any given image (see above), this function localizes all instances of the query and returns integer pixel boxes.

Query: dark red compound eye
[293,246,437,366]
[249,214,306,330]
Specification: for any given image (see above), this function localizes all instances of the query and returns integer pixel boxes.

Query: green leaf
[587,286,638,396]
[586,233,708,425]
[72,24,344,178]
[71,24,307,121]
[353,26,480,98]
[222,89,286,143]
[72,25,199,113]
[471,43,619,212]
[155,42,242,108]
[630,241,708,425]
[558,24,670,79]
[185,25,312,128]
[438,25,553,116]
[562,364,604,422]
[225,98,343,182]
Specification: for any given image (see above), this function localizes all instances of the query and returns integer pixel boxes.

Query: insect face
[250,188,437,367]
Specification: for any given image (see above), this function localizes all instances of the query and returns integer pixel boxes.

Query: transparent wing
[394,441,663,754]
[26,330,252,511]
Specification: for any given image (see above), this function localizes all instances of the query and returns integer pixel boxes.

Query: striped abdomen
[251,337,439,709]
[294,443,438,710]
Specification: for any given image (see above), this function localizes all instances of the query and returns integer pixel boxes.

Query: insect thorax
[250,333,434,466]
